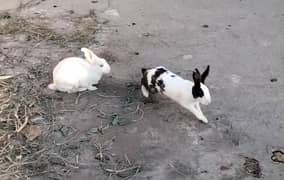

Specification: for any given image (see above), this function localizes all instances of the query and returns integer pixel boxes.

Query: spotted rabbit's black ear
[141,68,147,74]
[195,68,200,76]
[201,65,210,83]
[192,69,201,88]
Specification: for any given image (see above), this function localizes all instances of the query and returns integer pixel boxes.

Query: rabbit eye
[100,64,104,67]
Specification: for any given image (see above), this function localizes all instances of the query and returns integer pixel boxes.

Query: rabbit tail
[48,83,57,90]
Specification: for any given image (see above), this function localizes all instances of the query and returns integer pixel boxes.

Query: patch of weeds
[0,76,47,178]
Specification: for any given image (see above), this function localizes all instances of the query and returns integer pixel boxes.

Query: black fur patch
[157,80,165,92]
[192,86,204,99]
[141,68,147,74]
[141,67,167,96]
[150,68,167,91]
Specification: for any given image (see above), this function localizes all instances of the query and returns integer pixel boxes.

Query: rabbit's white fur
[48,47,111,93]
[141,66,211,123]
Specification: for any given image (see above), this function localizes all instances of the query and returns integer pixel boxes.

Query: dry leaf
[243,157,261,178]
[22,125,42,141]
[271,150,284,163]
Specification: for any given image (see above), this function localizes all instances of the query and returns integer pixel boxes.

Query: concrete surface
[1,0,284,179]
[102,1,284,179]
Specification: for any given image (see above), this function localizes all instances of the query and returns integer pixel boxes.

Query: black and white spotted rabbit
[141,65,211,123]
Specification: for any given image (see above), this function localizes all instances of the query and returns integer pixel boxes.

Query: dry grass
[0,76,40,178]
[0,75,80,178]
[0,11,98,47]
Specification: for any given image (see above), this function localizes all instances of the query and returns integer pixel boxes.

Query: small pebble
[182,54,193,60]
[270,78,277,82]
[91,0,98,3]
[142,32,152,37]
[132,22,136,26]
[202,24,209,28]
[200,170,208,173]
[105,9,120,17]
[134,52,139,55]
[53,5,57,8]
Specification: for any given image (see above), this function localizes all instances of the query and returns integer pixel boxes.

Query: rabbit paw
[199,117,208,124]
[88,85,98,91]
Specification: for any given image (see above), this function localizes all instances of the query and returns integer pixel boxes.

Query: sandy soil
[0,0,284,180]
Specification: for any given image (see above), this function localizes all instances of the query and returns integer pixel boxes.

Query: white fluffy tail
[48,83,57,90]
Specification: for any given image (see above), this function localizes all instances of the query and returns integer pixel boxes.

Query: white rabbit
[48,47,111,93]
[141,65,211,123]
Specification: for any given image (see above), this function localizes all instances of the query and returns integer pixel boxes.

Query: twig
[16,116,28,133]
[55,130,79,146]
[0,171,20,178]
[75,92,88,104]
[104,166,141,174]
[0,76,13,80]
[4,159,39,173]
[47,153,79,169]
[94,142,104,161]
[0,142,11,156]
[124,154,131,166]
[0,51,11,60]
[102,101,140,108]
[95,92,121,98]
[127,104,142,115]
[168,163,187,177]
[0,92,12,106]
[76,155,79,166]
[59,109,76,112]
[131,108,144,122]
[97,108,107,117]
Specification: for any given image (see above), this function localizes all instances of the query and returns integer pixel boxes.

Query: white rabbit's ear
[201,65,210,83]
[81,47,97,63]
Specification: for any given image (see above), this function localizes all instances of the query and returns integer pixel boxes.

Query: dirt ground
[0,0,284,180]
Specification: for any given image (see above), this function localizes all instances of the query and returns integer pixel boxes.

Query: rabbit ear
[192,70,201,87]
[195,68,201,75]
[141,68,147,74]
[81,47,97,63]
[201,65,210,83]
